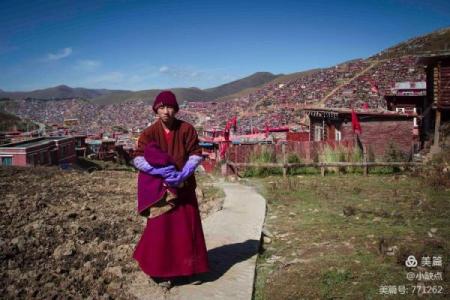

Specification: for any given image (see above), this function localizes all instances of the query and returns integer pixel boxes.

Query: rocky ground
[0,166,223,299]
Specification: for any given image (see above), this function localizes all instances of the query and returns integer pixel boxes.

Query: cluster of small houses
[0,126,136,167]
[1,54,449,169]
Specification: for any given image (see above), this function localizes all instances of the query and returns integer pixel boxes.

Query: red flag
[351,109,362,134]
[225,120,232,132]
[224,121,231,141]
[224,130,230,141]
[232,116,237,132]
[219,142,230,159]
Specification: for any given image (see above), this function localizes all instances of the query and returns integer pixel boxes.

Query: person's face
[156,105,177,123]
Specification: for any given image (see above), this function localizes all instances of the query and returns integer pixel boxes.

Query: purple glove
[165,155,203,187]
[164,171,184,187]
[133,156,177,178]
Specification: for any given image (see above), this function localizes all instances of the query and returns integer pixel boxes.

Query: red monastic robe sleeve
[134,128,154,158]
[184,124,202,157]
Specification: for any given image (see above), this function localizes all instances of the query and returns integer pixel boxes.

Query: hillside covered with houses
[1,27,449,168]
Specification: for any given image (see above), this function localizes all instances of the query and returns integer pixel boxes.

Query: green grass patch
[253,174,450,300]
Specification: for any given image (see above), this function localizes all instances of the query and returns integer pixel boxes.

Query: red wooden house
[0,136,76,167]
[304,107,418,159]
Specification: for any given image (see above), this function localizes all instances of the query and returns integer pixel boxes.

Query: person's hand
[133,156,177,178]
[164,156,203,187]
[164,171,184,187]
[152,165,178,178]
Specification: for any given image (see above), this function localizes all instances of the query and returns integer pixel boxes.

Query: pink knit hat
[152,91,179,113]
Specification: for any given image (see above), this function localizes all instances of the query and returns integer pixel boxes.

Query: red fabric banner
[351,109,362,134]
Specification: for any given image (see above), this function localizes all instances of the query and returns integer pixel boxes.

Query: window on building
[335,129,342,141]
[405,107,415,114]
[314,125,324,141]
[1,157,12,166]
[396,107,405,113]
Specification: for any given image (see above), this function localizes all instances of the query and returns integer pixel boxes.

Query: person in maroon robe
[132,91,209,288]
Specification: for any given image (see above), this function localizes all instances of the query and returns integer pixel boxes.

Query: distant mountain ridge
[0,85,129,101]
[87,72,281,105]
[203,72,280,100]
[0,72,282,105]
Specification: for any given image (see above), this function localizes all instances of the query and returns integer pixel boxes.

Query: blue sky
[0,0,449,91]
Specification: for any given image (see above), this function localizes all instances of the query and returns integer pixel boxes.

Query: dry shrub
[424,146,450,187]
[423,164,450,187]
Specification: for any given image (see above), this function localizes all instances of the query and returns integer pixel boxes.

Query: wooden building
[304,107,418,158]
[98,139,116,161]
[74,135,87,157]
[0,136,76,167]
[286,132,309,142]
[418,54,450,148]
[198,141,219,173]
[385,81,427,147]
[63,118,79,127]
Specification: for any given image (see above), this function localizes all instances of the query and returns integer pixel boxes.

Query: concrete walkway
[169,180,267,300]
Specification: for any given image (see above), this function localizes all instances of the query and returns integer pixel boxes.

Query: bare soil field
[0,166,223,299]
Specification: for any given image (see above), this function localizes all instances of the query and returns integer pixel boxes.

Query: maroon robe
[137,142,178,218]
[133,119,209,278]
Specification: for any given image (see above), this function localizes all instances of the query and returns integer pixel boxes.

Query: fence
[224,140,420,176]
[226,140,354,164]
[226,160,422,177]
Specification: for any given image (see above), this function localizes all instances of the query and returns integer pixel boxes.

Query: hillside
[2,26,449,106]
[372,26,450,60]
[217,69,322,101]
[0,110,38,132]
[204,72,281,100]
[2,26,449,135]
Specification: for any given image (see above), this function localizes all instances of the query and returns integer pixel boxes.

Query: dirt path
[318,60,381,107]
